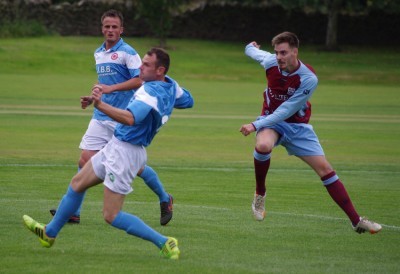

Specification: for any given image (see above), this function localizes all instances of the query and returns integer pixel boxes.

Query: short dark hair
[147,48,170,75]
[272,32,299,48]
[101,9,124,27]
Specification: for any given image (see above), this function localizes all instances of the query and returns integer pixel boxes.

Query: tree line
[1,0,399,49]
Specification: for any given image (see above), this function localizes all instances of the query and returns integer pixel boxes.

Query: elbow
[183,100,194,109]
[187,99,194,108]
[126,116,135,126]
[123,111,135,126]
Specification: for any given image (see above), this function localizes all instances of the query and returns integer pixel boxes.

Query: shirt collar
[101,38,124,52]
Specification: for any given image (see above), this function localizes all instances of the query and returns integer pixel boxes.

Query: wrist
[94,100,102,108]
[251,122,257,131]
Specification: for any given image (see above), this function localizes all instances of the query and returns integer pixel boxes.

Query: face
[101,16,123,47]
[274,42,298,73]
[139,54,165,82]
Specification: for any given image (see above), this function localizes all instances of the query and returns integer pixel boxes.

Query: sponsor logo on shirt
[287,87,296,95]
[111,53,118,60]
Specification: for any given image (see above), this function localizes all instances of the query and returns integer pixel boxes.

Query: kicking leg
[300,155,381,234]
[104,187,180,259]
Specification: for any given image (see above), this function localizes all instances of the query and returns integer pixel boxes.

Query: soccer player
[50,9,174,226]
[24,47,194,259]
[239,32,382,234]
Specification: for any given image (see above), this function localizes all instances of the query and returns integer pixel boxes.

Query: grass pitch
[1,37,399,273]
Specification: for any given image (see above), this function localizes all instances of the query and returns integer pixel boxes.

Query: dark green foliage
[136,0,187,48]
[0,19,51,38]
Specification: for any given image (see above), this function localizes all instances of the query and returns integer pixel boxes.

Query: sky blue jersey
[93,38,142,121]
[114,76,194,147]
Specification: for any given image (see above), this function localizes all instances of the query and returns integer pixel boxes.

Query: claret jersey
[245,43,318,130]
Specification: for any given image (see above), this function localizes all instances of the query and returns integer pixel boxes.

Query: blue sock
[46,185,85,238]
[139,166,169,203]
[111,211,167,248]
[73,166,85,216]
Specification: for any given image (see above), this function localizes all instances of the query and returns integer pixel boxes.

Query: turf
[1,37,399,273]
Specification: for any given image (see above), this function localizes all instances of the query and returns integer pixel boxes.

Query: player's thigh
[103,187,125,224]
[256,128,280,152]
[79,149,98,168]
[70,160,102,192]
[298,155,333,177]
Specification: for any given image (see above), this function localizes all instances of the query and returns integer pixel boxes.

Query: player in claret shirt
[240,31,381,234]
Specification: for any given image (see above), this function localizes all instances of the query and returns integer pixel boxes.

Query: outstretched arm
[245,42,274,68]
[174,87,194,109]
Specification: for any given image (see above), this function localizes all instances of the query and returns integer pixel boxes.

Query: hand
[239,124,256,136]
[250,41,260,49]
[80,96,93,109]
[93,83,113,94]
[91,86,103,107]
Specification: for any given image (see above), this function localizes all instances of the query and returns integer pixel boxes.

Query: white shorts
[91,136,147,195]
[79,119,117,151]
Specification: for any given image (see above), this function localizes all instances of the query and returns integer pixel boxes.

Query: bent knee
[255,142,274,153]
[103,209,118,224]
[70,175,84,191]
[79,150,97,169]
[78,158,87,169]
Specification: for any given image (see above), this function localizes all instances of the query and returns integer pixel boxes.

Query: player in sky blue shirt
[50,10,179,226]
[115,76,193,146]
[24,47,193,260]
[92,37,141,121]
[240,32,381,234]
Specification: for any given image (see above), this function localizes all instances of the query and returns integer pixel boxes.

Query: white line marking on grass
[7,198,400,231]
[2,163,76,167]
[2,163,399,175]
[269,211,400,231]
[1,106,400,123]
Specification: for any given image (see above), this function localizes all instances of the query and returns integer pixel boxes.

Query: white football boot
[252,193,266,221]
[353,217,382,234]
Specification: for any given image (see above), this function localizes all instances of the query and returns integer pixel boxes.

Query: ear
[157,66,166,76]
[120,27,124,35]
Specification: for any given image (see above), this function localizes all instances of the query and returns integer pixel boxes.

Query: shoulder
[133,86,158,108]
[303,63,316,75]
[298,61,316,75]
[138,81,172,97]
[94,44,104,54]
[117,39,138,55]
[143,81,172,96]
[298,62,317,80]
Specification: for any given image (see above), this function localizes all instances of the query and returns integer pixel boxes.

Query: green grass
[1,37,400,273]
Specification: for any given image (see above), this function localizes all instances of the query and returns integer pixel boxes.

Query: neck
[105,39,119,50]
[286,59,299,73]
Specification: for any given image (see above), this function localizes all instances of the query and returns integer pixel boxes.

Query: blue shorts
[258,122,325,156]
